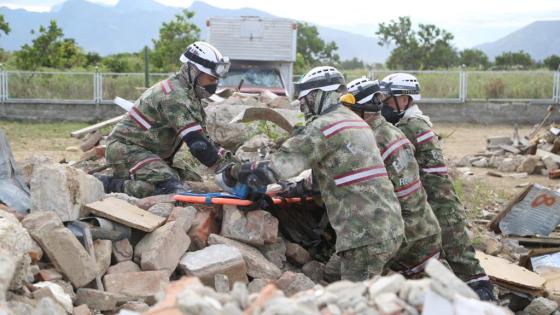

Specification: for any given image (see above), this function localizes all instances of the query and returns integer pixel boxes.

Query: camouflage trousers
[339,236,402,281]
[105,140,181,198]
[390,233,442,278]
[437,211,486,281]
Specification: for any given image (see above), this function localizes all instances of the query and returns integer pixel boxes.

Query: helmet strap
[316,91,327,116]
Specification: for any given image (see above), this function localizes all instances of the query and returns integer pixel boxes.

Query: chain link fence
[0,67,559,103]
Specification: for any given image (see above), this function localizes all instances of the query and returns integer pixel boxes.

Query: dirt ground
[3,121,559,195]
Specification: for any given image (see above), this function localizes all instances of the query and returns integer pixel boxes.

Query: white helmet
[179,41,230,78]
[294,66,345,99]
[381,73,421,101]
[347,77,383,105]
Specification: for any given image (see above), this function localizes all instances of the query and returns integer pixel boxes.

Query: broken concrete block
[373,292,405,315]
[119,301,150,313]
[324,255,341,283]
[425,259,478,300]
[32,282,73,314]
[275,271,315,296]
[37,269,63,282]
[21,212,63,232]
[32,226,98,288]
[258,236,286,269]
[179,244,248,288]
[0,211,35,290]
[147,202,174,218]
[72,304,91,315]
[76,288,120,312]
[368,273,406,297]
[521,297,558,315]
[135,222,191,273]
[30,164,104,221]
[214,274,230,293]
[167,206,197,233]
[518,156,539,174]
[497,157,521,173]
[93,240,112,277]
[471,158,489,168]
[248,278,271,294]
[0,249,18,301]
[262,212,279,244]
[112,239,133,263]
[18,155,53,187]
[188,208,219,250]
[106,261,141,275]
[208,234,282,280]
[301,261,325,283]
[543,156,559,172]
[285,242,312,266]
[220,206,278,246]
[103,270,169,300]
[32,297,67,315]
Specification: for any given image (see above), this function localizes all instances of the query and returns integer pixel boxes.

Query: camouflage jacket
[268,105,404,253]
[365,113,441,243]
[109,73,224,165]
[396,105,464,223]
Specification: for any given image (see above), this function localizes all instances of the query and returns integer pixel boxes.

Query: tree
[494,50,534,69]
[339,57,366,70]
[459,49,490,69]
[0,14,10,36]
[151,9,200,72]
[295,22,340,73]
[102,53,143,73]
[15,20,85,70]
[376,16,458,69]
[544,55,560,71]
[85,52,102,68]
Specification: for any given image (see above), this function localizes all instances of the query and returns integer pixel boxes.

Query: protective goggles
[182,50,231,78]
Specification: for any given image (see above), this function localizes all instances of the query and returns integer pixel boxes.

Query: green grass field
[4,69,557,101]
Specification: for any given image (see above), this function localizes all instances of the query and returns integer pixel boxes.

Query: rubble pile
[1,94,557,314]
[458,122,560,179]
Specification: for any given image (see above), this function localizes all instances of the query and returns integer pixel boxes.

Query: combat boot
[468,279,497,301]
[93,174,125,194]
[153,179,188,195]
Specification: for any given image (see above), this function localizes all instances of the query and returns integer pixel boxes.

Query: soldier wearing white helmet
[97,41,236,198]
[223,66,405,281]
[380,73,495,300]
[343,77,443,279]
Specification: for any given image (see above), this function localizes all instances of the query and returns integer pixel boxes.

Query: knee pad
[183,132,219,167]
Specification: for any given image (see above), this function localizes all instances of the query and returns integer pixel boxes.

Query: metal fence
[0,67,559,104]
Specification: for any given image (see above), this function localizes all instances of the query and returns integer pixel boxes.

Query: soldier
[343,77,443,278]
[379,73,495,300]
[219,66,405,281]
[96,41,234,198]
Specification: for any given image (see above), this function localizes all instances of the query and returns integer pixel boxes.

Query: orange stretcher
[174,194,312,206]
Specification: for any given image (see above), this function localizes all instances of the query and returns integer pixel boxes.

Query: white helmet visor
[180,50,231,78]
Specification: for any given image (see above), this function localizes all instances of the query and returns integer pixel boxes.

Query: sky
[2,0,560,47]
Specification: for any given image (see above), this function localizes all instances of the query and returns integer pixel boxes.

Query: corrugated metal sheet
[207,17,296,62]
[499,184,560,236]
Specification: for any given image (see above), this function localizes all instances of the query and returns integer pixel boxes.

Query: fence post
[460,65,467,103]
[0,64,4,103]
[94,66,102,119]
[144,46,150,88]
[552,65,560,103]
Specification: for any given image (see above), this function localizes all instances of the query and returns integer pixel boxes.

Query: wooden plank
[509,236,560,247]
[70,115,125,138]
[84,197,166,232]
[476,251,545,295]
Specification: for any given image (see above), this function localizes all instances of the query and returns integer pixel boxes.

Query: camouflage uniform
[364,113,442,276]
[106,73,229,198]
[396,104,486,281]
[266,104,405,281]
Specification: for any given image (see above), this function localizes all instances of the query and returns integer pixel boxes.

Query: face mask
[204,83,217,95]
[381,104,404,125]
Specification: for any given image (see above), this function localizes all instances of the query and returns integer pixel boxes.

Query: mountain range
[0,0,559,63]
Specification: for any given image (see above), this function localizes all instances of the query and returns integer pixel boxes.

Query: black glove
[237,161,275,191]
[278,180,307,198]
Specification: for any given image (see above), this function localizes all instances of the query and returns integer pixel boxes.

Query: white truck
[207,16,297,97]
